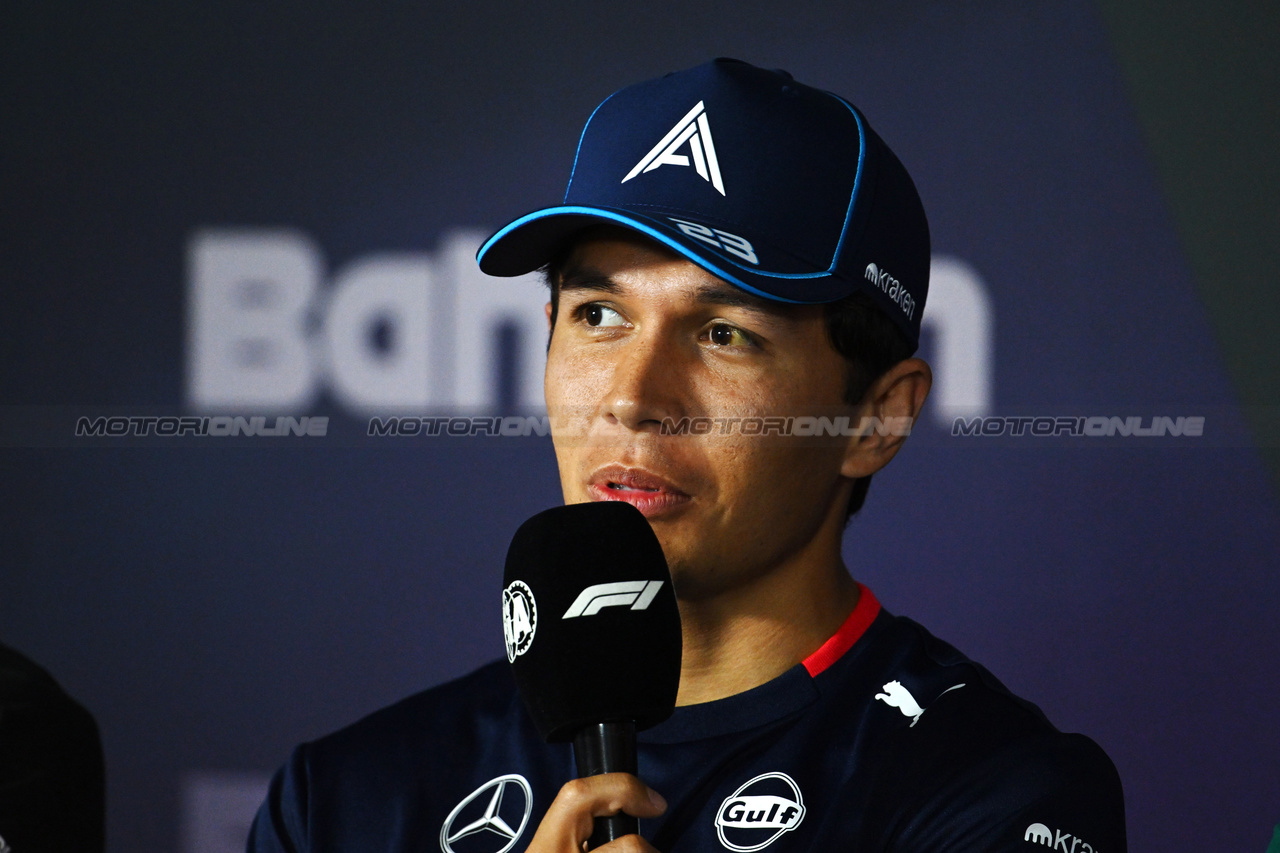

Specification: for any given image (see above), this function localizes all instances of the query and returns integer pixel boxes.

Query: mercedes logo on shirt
[439,773,533,853]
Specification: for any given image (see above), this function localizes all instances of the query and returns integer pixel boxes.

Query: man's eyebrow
[557,266,622,295]
[558,264,787,315]
[693,281,781,314]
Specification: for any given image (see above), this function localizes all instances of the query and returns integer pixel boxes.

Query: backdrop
[2,3,1277,852]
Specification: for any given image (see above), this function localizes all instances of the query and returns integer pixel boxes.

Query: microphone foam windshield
[502,501,682,742]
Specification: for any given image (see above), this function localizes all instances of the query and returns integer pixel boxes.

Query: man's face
[544,232,861,601]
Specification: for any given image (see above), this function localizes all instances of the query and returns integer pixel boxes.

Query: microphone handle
[572,721,639,849]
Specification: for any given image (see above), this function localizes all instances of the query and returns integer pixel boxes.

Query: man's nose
[602,331,685,432]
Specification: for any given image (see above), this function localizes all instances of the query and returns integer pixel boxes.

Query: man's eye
[582,304,625,327]
[707,323,753,347]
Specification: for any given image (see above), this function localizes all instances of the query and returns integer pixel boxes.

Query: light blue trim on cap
[828,95,867,273]
[564,89,623,202]
[477,206,821,304]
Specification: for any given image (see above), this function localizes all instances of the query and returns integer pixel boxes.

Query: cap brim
[477,205,855,305]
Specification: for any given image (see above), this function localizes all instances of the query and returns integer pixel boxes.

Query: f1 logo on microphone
[562,581,664,618]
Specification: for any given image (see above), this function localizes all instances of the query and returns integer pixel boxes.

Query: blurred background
[2,2,1277,851]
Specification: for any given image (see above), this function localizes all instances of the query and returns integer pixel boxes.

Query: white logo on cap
[865,263,916,321]
[622,101,725,196]
[502,581,537,662]
[667,218,759,265]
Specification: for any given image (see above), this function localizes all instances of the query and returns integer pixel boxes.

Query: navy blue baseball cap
[477,58,930,350]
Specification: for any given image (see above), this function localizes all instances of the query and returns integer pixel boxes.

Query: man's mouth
[607,481,657,492]
[587,466,691,518]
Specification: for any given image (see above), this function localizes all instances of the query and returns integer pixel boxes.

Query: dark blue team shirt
[249,590,1125,852]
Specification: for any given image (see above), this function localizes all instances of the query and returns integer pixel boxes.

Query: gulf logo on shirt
[714,772,806,851]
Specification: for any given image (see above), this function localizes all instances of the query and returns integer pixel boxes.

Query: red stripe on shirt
[801,583,881,677]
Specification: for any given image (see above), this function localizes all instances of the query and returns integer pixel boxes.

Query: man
[0,642,106,853]
[249,58,1125,852]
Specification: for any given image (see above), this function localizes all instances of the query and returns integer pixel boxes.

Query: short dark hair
[819,291,915,518]
[542,238,913,522]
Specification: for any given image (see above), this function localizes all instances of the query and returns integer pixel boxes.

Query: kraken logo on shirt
[439,774,533,853]
[502,581,537,662]
[714,772,806,851]
[1023,822,1101,852]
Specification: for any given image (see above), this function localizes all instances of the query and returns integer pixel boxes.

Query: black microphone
[503,502,682,849]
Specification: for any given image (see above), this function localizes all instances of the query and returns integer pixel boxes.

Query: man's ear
[840,357,932,479]
[545,301,553,329]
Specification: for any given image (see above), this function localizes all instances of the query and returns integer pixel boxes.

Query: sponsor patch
[439,774,532,853]
[714,772,805,851]
[1023,821,1101,852]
